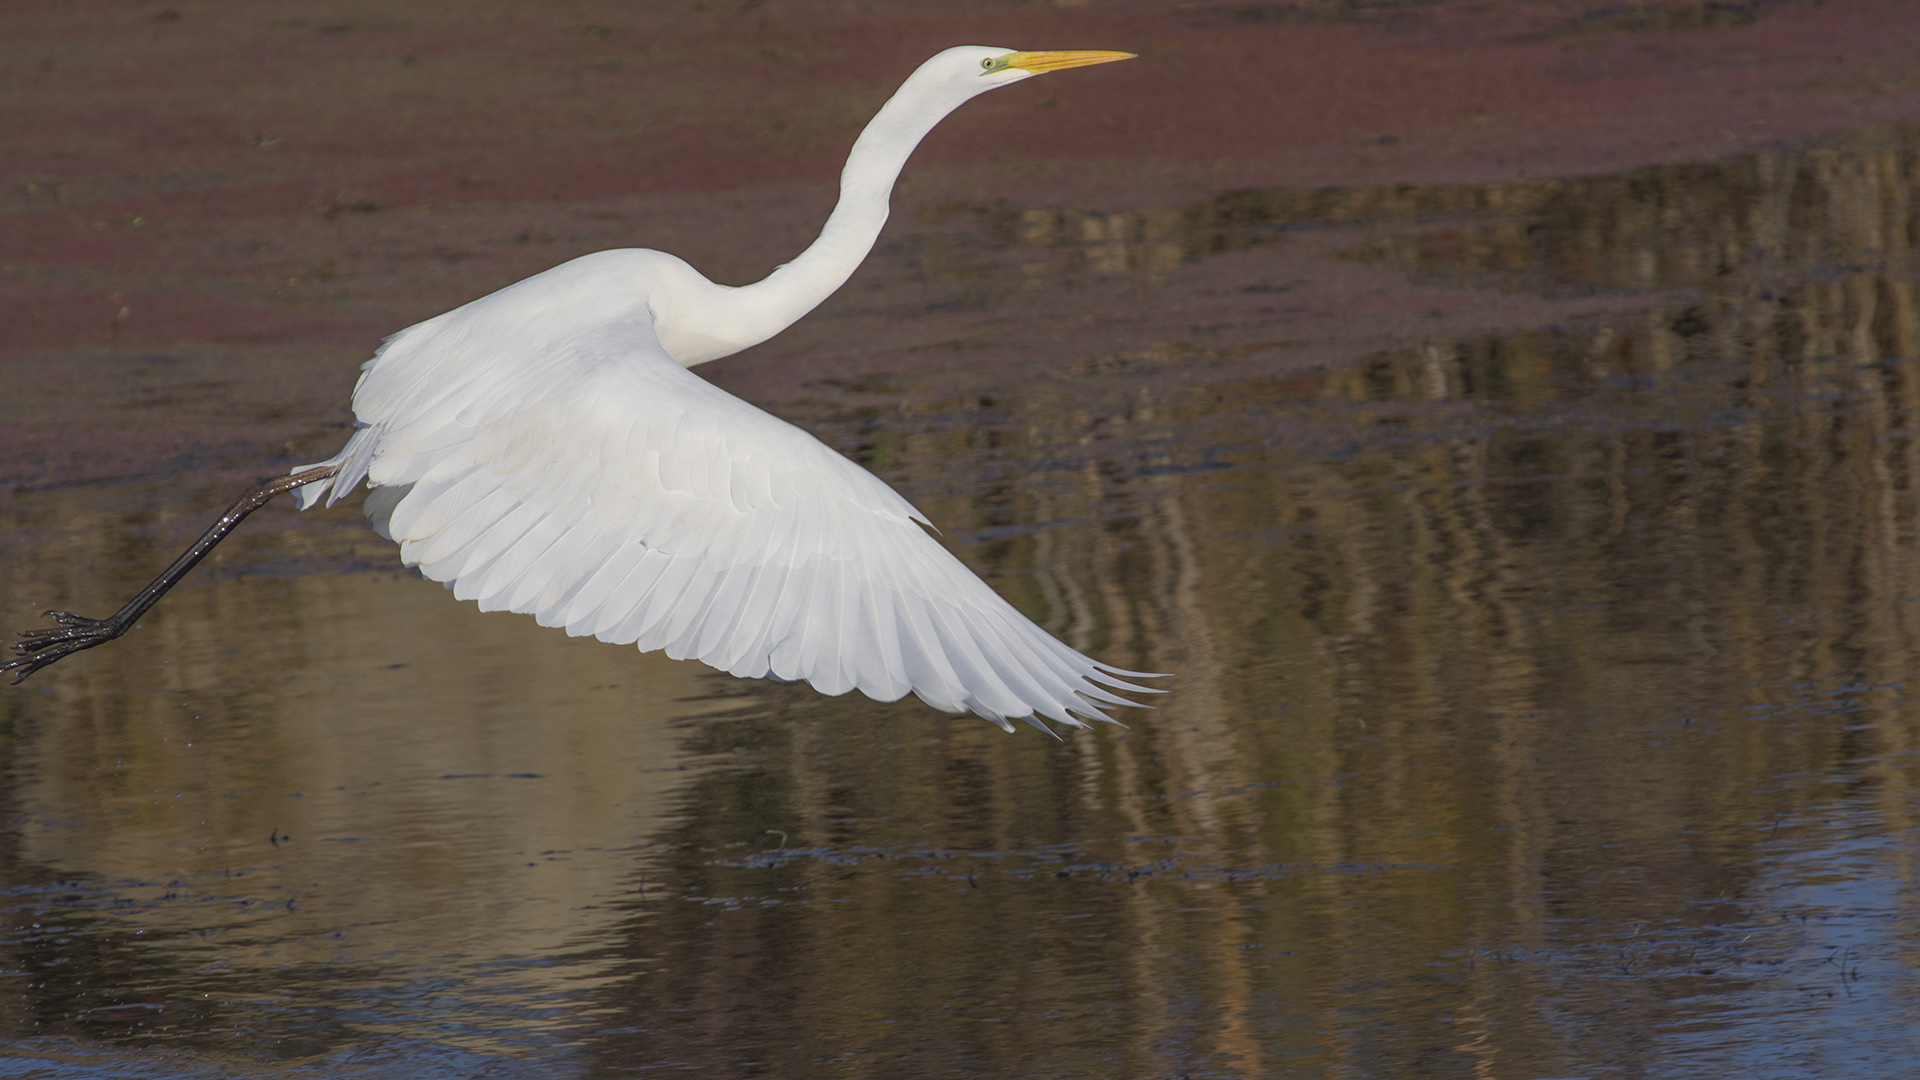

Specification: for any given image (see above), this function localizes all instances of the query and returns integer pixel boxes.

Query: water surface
[5,125,1920,1078]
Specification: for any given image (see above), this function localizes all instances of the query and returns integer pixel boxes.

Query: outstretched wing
[298,304,1154,731]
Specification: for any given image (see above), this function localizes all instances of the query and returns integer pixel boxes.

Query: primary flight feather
[7,46,1159,732]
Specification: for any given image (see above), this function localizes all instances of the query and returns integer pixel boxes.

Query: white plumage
[288,47,1155,732]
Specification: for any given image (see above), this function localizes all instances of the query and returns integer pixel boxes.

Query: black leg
[5,464,341,683]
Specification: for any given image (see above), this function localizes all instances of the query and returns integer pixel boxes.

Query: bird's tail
[290,422,383,510]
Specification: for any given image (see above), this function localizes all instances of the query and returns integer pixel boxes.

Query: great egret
[7,46,1158,732]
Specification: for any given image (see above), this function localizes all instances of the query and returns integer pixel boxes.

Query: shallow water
[5,124,1920,1078]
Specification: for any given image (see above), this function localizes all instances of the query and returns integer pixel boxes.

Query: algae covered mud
[6,1,1920,1077]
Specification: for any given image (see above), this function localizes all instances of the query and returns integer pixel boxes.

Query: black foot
[6,611,126,684]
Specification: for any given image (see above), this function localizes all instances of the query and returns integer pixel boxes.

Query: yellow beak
[1000,50,1137,75]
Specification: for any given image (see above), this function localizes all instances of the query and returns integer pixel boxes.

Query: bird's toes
[7,613,120,681]
[4,632,103,682]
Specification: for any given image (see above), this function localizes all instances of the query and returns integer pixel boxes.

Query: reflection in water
[0,561,735,1068]
[5,126,1920,1076]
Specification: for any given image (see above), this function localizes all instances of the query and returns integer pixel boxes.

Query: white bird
[7,46,1159,732]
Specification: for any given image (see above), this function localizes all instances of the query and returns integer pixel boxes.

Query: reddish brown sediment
[4,0,1919,486]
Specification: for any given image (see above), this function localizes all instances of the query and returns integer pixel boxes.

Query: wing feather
[530,527,630,623]
[710,505,800,672]
[581,546,672,641]
[448,463,592,601]
[505,518,601,613]
[380,469,465,541]
[551,538,643,630]
[766,555,819,682]
[854,526,909,700]
[648,560,713,656]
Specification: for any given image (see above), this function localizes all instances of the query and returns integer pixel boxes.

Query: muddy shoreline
[4,0,1920,488]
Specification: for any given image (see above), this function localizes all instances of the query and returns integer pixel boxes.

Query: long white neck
[754,81,961,316]
[663,66,976,365]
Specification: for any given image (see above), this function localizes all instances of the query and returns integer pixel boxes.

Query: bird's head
[921,45,1135,101]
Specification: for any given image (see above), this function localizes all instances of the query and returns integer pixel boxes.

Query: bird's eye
[980,58,993,70]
